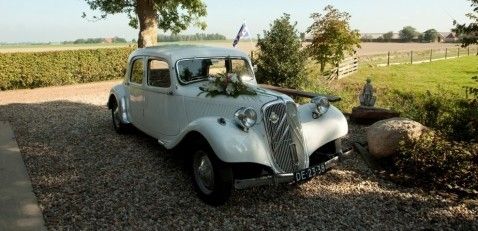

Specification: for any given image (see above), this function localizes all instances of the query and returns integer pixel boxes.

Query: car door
[143,58,180,138]
[127,57,147,130]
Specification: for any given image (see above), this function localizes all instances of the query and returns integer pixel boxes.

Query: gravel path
[0,81,476,230]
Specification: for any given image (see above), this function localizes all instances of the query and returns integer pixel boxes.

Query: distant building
[104,37,113,43]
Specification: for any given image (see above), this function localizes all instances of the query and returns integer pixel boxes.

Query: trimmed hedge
[0,47,135,90]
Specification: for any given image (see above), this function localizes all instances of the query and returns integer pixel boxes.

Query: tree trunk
[320,61,326,73]
[136,0,158,48]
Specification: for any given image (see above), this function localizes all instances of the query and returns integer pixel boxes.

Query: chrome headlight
[311,96,330,119]
[234,107,257,131]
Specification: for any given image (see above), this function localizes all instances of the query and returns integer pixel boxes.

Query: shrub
[0,47,134,90]
[394,131,478,194]
[385,89,478,142]
[255,14,307,89]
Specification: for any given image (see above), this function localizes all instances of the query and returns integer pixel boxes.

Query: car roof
[131,44,249,61]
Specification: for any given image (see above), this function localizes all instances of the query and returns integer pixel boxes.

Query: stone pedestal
[351,106,400,124]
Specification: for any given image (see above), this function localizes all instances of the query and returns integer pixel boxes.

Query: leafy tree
[453,0,478,47]
[306,5,361,72]
[83,0,207,48]
[423,29,438,43]
[255,14,306,88]
[383,31,394,42]
[361,34,374,42]
[399,26,418,42]
[300,32,306,41]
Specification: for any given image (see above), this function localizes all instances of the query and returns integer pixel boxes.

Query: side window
[130,58,144,84]
[148,59,171,88]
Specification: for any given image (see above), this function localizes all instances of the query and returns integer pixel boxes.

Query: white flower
[225,83,235,95]
[205,82,218,92]
[230,74,239,83]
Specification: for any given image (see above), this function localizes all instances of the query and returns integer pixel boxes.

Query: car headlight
[234,107,257,131]
[311,96,330,119]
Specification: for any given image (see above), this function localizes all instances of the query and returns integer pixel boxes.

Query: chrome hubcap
[193,151,215,195]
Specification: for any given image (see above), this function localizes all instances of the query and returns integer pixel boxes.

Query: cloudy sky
[0,0,473,43]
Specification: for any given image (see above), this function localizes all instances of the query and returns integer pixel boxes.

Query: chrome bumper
[234,151,348,190]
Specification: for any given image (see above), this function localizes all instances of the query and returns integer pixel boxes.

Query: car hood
[179,82,292,122]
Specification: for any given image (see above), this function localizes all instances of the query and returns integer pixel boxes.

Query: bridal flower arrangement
[199,73,256,97]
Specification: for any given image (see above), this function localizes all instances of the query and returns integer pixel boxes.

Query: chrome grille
[263,101,305,173]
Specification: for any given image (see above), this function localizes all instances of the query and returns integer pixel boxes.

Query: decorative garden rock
[367,118,427,158]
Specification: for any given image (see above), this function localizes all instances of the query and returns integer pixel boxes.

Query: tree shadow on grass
[0,101,476,230]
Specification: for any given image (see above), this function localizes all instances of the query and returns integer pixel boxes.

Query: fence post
[445,48,448,59]
[410,50,413,64]
[458,48,460,58]
[387,51,390,66]
[430,49,433,62]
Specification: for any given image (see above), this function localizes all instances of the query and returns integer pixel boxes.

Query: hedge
[0,47,135,90]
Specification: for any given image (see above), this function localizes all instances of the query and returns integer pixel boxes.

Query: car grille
[263,101,305,173]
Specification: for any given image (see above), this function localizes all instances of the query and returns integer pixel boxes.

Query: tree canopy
[422,29,438,43]
[255,14,306,88]
[83,0,207,47]
[453,0,478,47]
[399,26,418,42]
[306,5,361,72]
[383,31,394,42]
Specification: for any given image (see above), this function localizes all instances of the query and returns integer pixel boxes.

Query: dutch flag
[232,23,251,47]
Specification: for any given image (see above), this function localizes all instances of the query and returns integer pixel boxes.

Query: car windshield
[177,57,253,83]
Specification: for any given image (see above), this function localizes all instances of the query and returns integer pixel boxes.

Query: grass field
[307,56,478,112]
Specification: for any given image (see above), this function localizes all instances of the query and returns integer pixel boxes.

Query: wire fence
[359,46,478,67]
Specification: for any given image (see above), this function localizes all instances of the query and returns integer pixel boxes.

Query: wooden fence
[362,46,478,67]
[327,57,359,80]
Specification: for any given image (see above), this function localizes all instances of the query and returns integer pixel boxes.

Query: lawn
[307,56,478,113]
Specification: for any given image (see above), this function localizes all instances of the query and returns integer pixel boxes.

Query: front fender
[108,84,130,124]
[168,117,272,167]
[298,103,348,156]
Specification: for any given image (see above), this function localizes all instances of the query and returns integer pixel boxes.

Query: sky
[0,0,474,43]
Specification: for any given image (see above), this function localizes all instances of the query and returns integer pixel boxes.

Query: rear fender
[107,84,130,124]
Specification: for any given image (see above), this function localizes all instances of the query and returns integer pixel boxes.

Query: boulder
[367,118,427,158]
[351,106,400,124]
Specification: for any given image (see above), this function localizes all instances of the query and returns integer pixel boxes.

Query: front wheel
[191,146,233,206]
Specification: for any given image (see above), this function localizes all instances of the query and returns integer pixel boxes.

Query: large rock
[351,106,400,124]
[367,118,427,158]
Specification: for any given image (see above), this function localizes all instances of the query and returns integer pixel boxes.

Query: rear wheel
[191,145,233,206]
[110,99,127,133]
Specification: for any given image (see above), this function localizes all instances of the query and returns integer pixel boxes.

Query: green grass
[306,56,478,112]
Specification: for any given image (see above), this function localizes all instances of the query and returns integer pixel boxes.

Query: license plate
[294,163,326,183]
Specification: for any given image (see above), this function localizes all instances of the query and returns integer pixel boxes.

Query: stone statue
[359,78,376,107]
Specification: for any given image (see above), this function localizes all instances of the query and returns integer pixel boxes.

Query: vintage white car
[107,45,349,205]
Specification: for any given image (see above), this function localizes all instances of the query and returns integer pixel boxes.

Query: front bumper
[234,149,352,189]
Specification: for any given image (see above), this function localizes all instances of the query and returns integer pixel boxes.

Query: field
[2,41,474,57]
[306,56,478,113]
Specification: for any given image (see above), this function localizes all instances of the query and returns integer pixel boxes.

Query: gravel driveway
[0,81,476,230]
